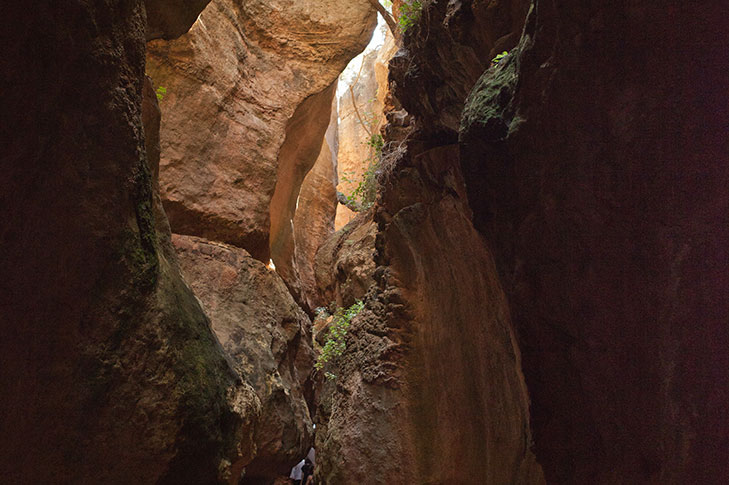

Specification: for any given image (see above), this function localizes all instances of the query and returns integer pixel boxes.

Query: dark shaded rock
[0,3,258,483]
[459,2,729,483]
[145,0,212,40]
[389,0,530,136]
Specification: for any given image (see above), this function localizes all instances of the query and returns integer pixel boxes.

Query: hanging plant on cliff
[315,300,364,380]
[398,0,423,32]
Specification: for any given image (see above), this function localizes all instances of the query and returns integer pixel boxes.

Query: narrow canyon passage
[1,1,727,484]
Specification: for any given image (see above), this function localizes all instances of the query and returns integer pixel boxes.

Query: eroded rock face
[172,234,315,482]
[458,3,729,483]
[146,0,377,262]
[1,2,257,483]
[315,144,543,483]
[314,212,377,309]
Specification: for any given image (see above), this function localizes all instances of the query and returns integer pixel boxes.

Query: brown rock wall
[315,143,543,483]
[293,101,339,312]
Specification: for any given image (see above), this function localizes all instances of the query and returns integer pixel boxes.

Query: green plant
[398,0,423,32]
[315,300,365,380]
[491,50,509,66]
[340,133,382,211]
[155,86,167,101]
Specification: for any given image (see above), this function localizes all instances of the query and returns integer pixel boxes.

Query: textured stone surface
[314,212,377,309]
[146,0,377,261]
[0,2,258,483]
[172,234,315,482]
[315,144,543,483]
[458,2,729,483]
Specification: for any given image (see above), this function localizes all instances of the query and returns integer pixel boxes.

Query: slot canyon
[1,0,727,483]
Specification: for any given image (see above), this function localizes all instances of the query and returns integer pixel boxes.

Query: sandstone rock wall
[458,2,729,483]
[1,2,259,483]
[146,0,377,263]
[315,2,541,481]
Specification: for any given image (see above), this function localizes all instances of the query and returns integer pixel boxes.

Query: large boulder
[172,234,315,482]
[146,0,377,264]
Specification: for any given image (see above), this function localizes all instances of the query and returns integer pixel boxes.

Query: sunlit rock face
[146,0,377,264]
[458,2,729,483]
[1,2,259,483]
[172,234,315,482]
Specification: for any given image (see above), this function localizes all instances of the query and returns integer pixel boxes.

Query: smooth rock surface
[146,0,377,261]
[293,101,339,312]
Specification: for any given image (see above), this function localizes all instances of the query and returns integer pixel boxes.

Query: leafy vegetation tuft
[491,51,509,66]
[155,86,167,101]
[315,300,365,380]
[398,0,423,32]
[341,133,382,211]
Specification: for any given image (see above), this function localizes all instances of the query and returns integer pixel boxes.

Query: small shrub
[155,86,167,101]
[398,0,423,32]
[491,51,509,66]
[315,300,365,380]
[341,133,382,211]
